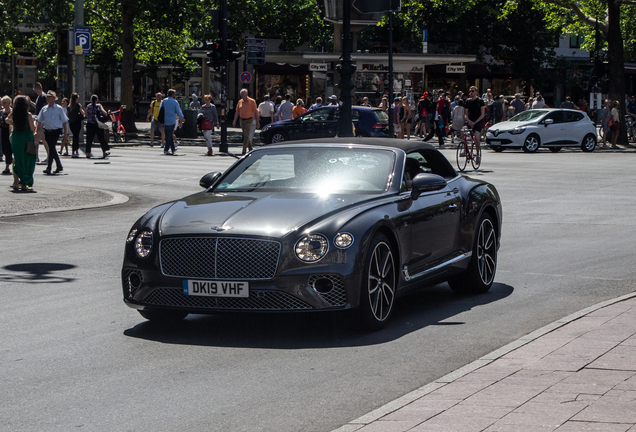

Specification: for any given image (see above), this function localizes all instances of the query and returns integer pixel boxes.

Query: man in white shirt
[258,94,274,128]
[37,90,69,174]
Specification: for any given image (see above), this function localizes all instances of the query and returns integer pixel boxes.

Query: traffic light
[227,40,241,62]
[206,41,222,70]
[227,48,242,62]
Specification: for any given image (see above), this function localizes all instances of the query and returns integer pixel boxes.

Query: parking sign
[74,27,92,55]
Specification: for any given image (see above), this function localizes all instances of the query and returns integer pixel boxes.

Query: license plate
[488,139,500,144]
[182,280,249,297]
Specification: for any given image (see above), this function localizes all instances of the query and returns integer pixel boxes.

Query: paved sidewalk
[0,183,128,218]
[335,292,636,432]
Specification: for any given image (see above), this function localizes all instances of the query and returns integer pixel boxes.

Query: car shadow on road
[123,282,513,349]
[0,263,76,284]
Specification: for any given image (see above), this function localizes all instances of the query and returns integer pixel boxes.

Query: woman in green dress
[8,95,36,191]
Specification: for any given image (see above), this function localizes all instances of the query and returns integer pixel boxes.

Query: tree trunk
[606,0,626,143]
[120,0,137,134]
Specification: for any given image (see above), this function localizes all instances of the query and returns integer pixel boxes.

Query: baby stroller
[108,105,127,143]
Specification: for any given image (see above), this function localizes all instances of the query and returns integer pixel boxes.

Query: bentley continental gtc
[122,138,502,330]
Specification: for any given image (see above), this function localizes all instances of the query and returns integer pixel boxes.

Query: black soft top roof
[275,137,439,153]
[267,138,457,178]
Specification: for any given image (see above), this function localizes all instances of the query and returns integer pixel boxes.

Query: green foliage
[24,31,58,80]
[224,0,331,51]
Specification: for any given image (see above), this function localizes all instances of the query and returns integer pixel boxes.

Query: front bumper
[122,266,359,314]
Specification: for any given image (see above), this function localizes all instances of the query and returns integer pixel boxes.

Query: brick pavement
[336,293,636,432]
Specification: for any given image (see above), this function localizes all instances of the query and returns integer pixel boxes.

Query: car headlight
[295,234,329,262]
[262,124,271,132]
[126,228,137,243]
[334,233,354,249]
[134,230,154,258]
[510,127,527,135]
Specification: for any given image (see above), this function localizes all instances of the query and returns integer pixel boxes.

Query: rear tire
[448,213,497,294]
[470,144,481,170]
[138,309,188,323]
[581,134,596,152]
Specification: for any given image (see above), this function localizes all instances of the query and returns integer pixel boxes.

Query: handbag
[26,139,37,155]
[158,106,165,124]
[96,107,109,123]
[201,119,213,130]
[97,120,109,130]
[608,119,613,127]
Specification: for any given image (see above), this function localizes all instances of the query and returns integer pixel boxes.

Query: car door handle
[448,204,458,212]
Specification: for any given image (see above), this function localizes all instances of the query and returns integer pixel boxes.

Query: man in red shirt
[233,89,260,155]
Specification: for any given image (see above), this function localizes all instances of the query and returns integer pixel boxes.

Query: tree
[538,0,636,143]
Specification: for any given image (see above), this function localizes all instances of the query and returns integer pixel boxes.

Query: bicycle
[456,127,481,172]
[625,115,636,142]
[108,105,127,143]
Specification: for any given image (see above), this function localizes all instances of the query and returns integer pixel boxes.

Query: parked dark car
[259,106,389,144]
[122,138,502,330]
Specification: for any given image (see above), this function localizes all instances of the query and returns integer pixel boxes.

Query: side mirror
[410,173,447,200]
[199,171,222,189]
[543,118,554,126]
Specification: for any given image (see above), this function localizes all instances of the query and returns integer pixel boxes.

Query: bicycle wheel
[471,141,481,170]
[456,142,468,172]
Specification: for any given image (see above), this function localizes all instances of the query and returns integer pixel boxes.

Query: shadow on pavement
[0,263,76,283]
[123,282,513,349]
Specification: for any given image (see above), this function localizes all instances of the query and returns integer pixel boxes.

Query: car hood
[488,121,535,132]
[158,191,378,237]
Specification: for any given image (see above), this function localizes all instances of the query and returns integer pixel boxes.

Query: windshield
[215,147,395,194]
[508,110,547,122]
[373,110,389,124]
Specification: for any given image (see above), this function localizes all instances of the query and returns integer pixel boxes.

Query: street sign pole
[219,0,229,153]
[388,11,394,138]
[336,0,355,137]
[74,0,85,105]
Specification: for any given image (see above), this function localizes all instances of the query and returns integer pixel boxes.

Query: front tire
[449,213,497,294]
[522,134,540,153]
[270,131,289,143]
[456,143,468,172]
[358,233,396,330]
[581,134,596,152]
[138,309,188,323]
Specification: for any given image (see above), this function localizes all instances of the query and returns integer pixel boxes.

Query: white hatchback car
[486,109,597,153]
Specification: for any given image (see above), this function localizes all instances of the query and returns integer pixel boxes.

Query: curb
[0,188,129,218]
[333,290,636,432]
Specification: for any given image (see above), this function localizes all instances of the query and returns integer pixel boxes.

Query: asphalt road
[1,144,635,432]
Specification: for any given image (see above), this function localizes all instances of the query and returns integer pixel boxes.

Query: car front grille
[160,237,281,280]
[141,288,312,310]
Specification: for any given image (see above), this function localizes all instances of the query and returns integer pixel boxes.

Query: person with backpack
[146,93,165,148]
[423,89,449,147]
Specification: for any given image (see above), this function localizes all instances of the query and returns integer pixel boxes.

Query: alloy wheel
[476,218,496,285]
[367,241,395,322]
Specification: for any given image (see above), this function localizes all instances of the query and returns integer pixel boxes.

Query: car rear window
[372,109,389,123]
[566,111,584,122]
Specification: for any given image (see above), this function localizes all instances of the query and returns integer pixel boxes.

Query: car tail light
[373,122,384,130]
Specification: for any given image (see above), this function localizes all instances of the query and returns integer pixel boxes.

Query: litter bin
[176,109,198,138]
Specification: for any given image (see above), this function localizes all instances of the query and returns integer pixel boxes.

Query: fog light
[313,278,334,294]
